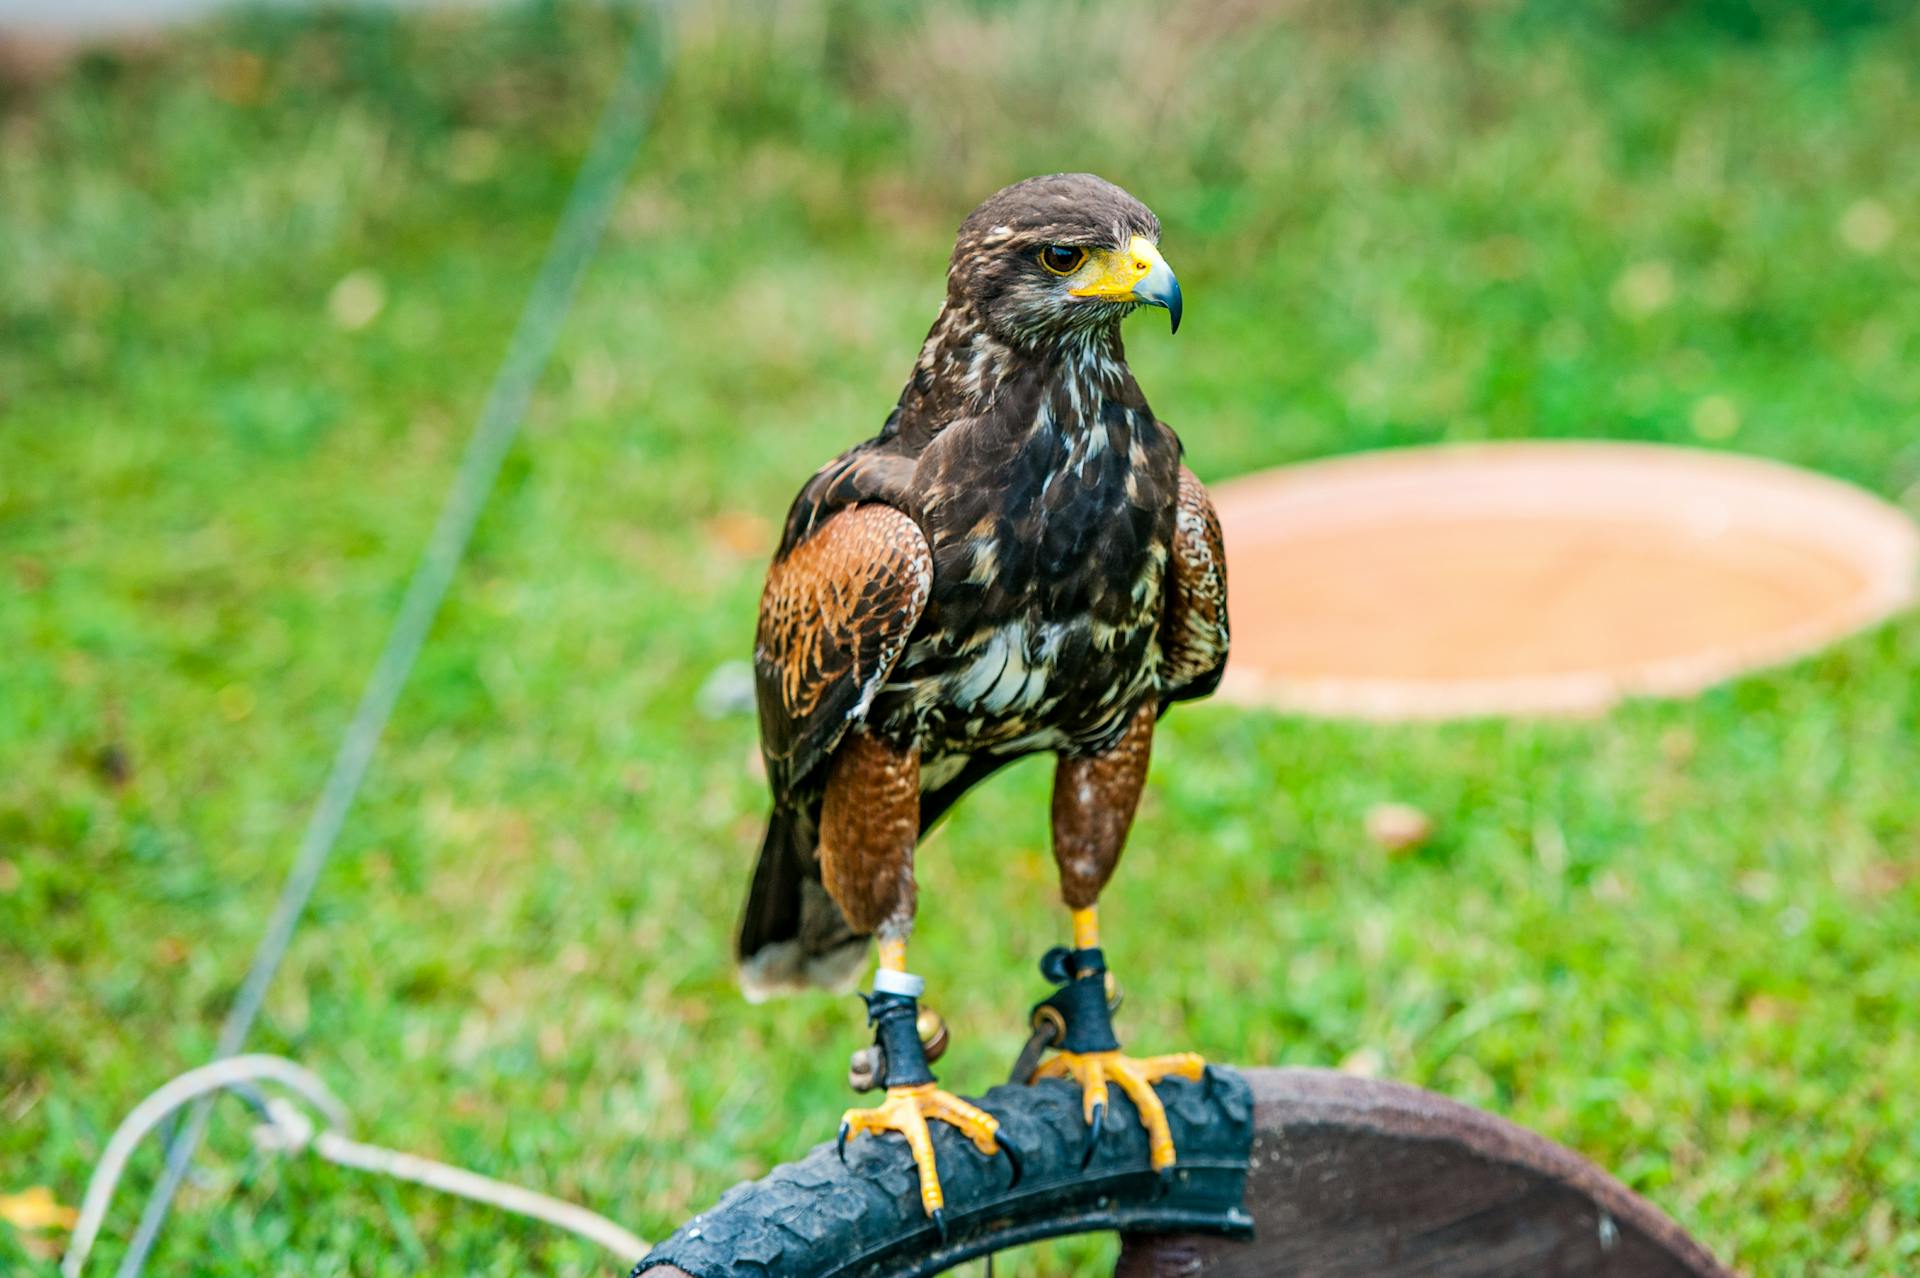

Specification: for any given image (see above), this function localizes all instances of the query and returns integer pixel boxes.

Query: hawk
[737,173,1229,1225]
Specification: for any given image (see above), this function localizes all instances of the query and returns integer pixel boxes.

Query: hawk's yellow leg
[1037,908,1206,1171]
[838,938,1007,1221]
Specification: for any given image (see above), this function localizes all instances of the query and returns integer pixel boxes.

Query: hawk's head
[948,173,1181,345]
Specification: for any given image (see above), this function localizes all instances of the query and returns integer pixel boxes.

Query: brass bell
[847,1045,882,1093]
[917,1007,950,1063]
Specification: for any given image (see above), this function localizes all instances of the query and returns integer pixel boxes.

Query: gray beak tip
[1137,268,1182,336]
[1121,241,1183,336]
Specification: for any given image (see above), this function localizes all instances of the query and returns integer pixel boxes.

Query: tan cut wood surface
[1212,442,1919,719]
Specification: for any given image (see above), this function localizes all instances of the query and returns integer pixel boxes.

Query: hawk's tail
[736,809,869,1002]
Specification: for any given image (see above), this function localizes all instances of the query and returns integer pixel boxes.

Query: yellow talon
[838,1084,1004,1219]
[1033,1049,1206,1170]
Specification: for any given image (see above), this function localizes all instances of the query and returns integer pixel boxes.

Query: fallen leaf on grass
[1,1185,79,1232]
[1365,801,1434,855]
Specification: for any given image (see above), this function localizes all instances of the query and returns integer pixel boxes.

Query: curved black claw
[836,1120,850,1164]
[995,1128,1025,1189]
[930,1208,949,1243]
[1080,1100,1106,1168]
[1155,1164,1178,1198]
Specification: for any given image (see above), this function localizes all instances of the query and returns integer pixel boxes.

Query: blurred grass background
[4,0,1920,1272]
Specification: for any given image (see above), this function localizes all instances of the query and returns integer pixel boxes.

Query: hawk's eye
[1038,245,1088,276]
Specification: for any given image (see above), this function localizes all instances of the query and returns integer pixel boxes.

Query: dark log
[638,1065,1734,1277]
[1116,1067,1736,1278]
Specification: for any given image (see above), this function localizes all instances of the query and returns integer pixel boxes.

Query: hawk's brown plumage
[738,173,1228,999]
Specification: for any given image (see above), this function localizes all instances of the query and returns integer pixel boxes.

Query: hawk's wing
[755,503,932,798]
[1160,466,1229,703]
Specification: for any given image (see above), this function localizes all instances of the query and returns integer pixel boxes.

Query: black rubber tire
[633,1069,1255,1278]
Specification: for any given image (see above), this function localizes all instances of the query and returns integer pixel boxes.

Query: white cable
[310,1131,648,1261]
[64,1056,344,1278]
[62,1055,648,1277]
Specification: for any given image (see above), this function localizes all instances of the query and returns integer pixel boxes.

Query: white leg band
[871,968,926,998]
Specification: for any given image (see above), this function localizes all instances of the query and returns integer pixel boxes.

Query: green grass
[5,1,1920,1272]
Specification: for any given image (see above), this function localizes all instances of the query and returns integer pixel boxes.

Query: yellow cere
[1068,235,1169,301]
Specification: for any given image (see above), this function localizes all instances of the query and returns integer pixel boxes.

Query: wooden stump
[1211,442,1919,720]
[638,1064,1733,1276]
[1117,1067,1734,1278]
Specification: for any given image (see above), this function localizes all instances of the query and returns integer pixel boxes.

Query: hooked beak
[1069,234,1183,334]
